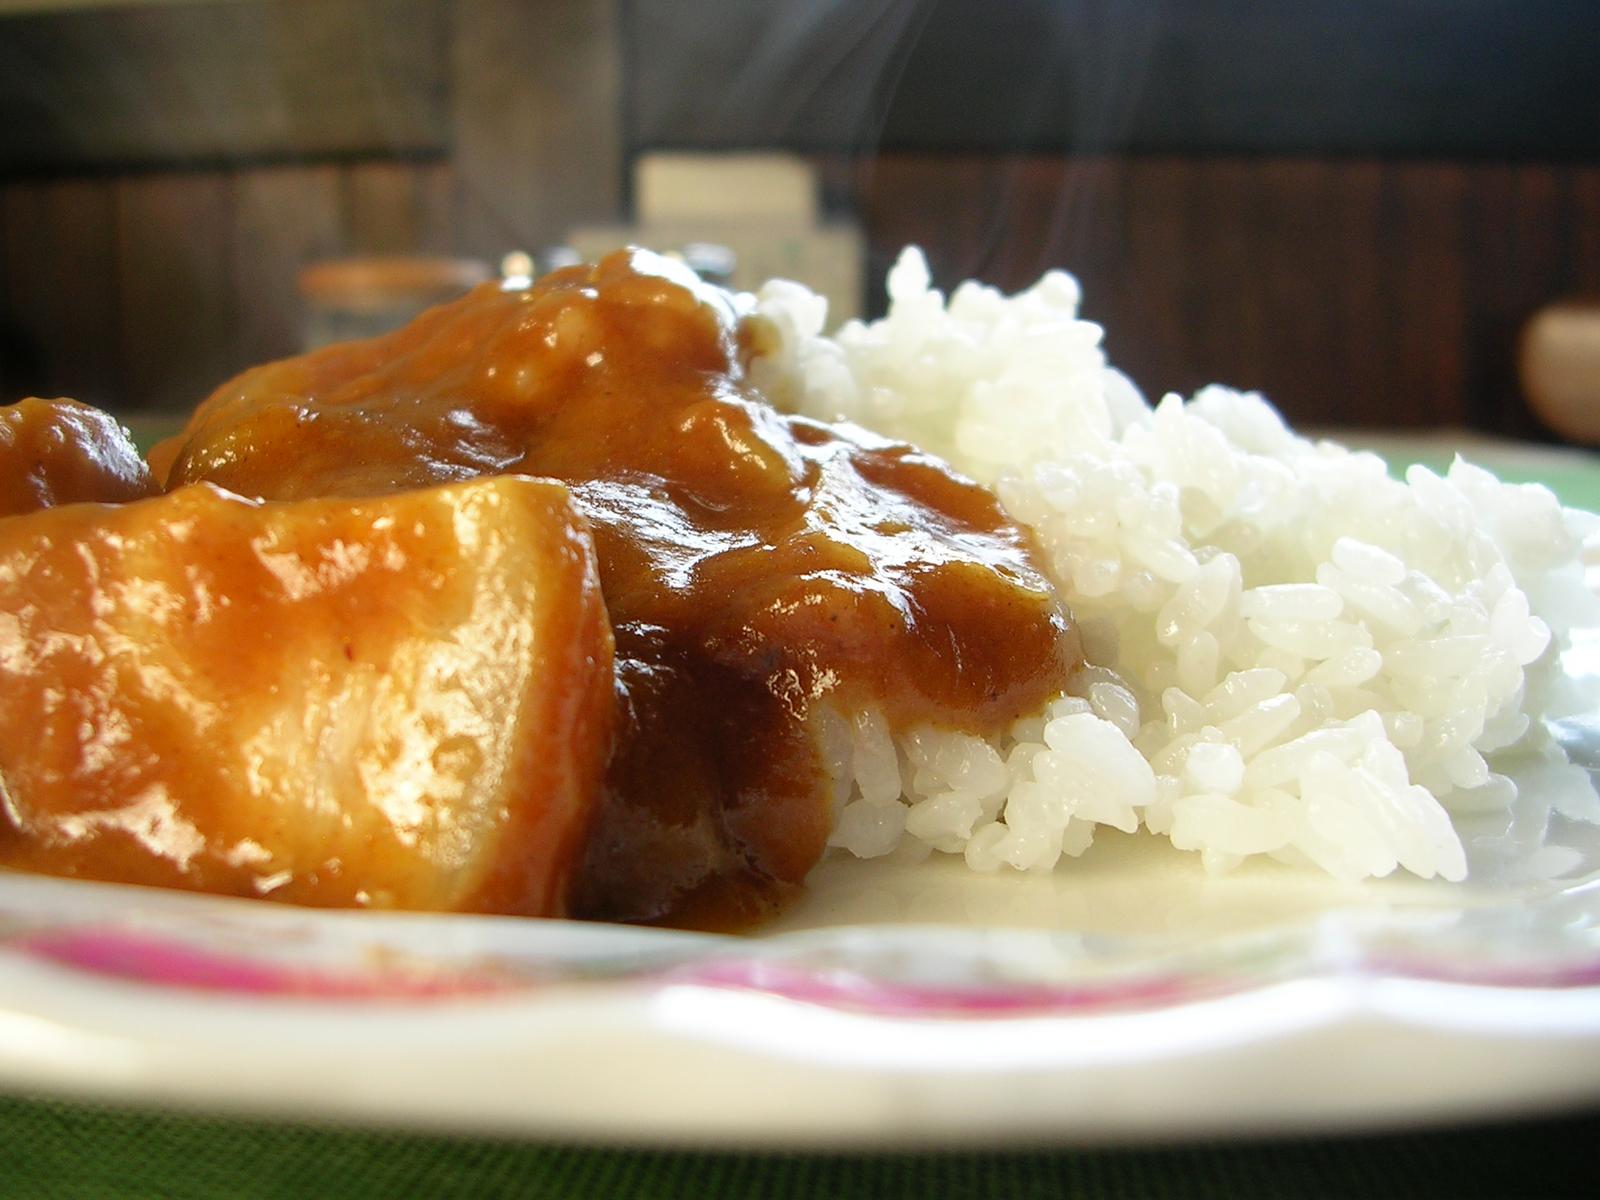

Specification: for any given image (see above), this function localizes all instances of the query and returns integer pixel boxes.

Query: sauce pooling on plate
[2,250,1080,928]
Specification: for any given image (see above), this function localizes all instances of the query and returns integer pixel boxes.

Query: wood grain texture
[1119,157,1193,399]
[1575,171,1600,298]
[343,160,455,256]
[835,154,1600,437]
[4,152,1598,436]
[1324,162,1389,431]
[113,172,237,411]
[1251,160,1335,416]
[2,159,463,413]
[233,165,343,367]
[0,178,118,406]
[1390,164,1468,429]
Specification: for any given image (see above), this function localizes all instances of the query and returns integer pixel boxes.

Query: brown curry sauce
[5,250,1079,928]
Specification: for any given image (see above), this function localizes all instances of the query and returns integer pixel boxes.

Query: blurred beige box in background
[570,152,864,326]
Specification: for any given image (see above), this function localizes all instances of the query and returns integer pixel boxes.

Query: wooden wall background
[0,0,622,414]
[0,0,1596,442]
[832,155,1600,438]
[0,162,456,412]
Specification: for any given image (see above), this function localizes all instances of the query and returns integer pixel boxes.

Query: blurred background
[0,0,1596,441]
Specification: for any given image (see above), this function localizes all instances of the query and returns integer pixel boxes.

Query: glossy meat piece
[155,250,1081,926]
[0,477,613,915]
[0,398,157,516]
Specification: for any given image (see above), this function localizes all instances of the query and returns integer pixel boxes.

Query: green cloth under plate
[0,1094,1594,1199]
[1393,452,1600,514]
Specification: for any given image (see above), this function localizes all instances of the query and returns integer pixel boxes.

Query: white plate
[0,795,1598,1148]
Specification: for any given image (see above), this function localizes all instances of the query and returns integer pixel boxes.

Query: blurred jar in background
[1522,300,1600,446]
[297,257,493,350]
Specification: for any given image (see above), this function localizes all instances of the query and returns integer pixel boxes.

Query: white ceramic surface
[0,800,1597,1148]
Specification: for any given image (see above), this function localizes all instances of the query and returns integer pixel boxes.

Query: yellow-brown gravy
[50,249,1080,928]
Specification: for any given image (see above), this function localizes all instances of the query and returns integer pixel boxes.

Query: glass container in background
[297,257,493,350]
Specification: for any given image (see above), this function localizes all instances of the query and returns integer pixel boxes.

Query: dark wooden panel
[344,160,455,256]
[1249,160,1337,415]
[0,0,450,173]
[452,0,623,259]
[838,154,1600,438]
[114,171,237,411]
[8,148,1595,437]
[1460,166,1560,438]
[233,165,343,367]
[626,0,1600,160]
[828,157,986,283]
[1392,165,1470,429]
[1187,160,1267,396]
[5,159,469,413]
[1029,157,1127,323]
[1119,157,1193,398]
[1576,171,1600,297]
[0,177,119,406]
[1323,162,1390,432]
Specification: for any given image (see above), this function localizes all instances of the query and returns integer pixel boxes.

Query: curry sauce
[2,250,1079,927]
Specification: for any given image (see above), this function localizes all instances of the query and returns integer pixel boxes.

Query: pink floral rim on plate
[9,911,1600,1019]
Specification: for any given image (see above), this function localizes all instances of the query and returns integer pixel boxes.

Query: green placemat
[1,1095,1593,1200]
[1392,454,1600,516]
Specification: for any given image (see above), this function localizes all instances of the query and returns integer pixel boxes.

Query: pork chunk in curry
[0,250,1079,927]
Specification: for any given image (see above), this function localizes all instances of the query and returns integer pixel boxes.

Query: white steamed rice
[749,248,1600,883]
